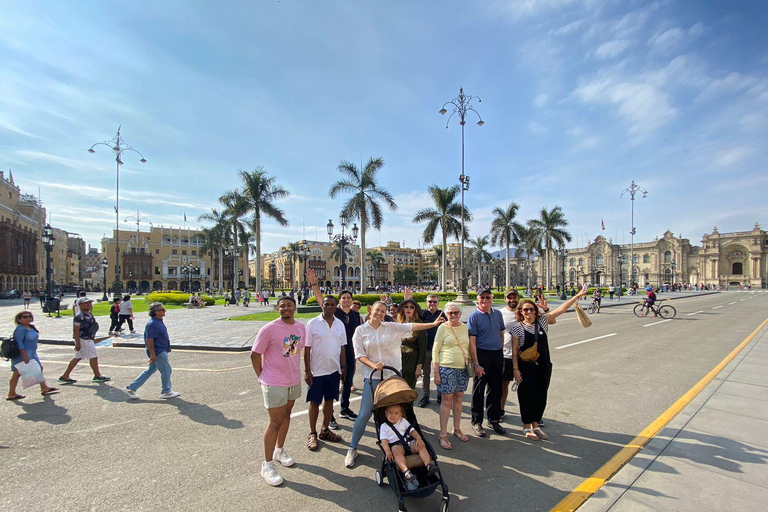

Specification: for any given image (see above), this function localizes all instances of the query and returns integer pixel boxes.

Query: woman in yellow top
[432,302,471,450]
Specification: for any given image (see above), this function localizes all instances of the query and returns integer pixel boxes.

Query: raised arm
[306,268,324,305]
[410,312,446,332]
[546,284,589,322]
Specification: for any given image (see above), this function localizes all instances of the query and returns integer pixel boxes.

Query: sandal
[523,427,539,440]
[41,388,60,396]
[307,433,319,451]
[438,435,452,450]
[319,428,343,443]
[533,427,549,440]
[452,431,469,442]
[6,394,25,401]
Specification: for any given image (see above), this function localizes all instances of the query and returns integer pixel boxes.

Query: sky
[1,0,767,255]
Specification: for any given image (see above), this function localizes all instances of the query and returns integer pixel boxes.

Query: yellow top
[432,323,470,369]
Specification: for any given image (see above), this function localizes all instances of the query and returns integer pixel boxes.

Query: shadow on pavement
[11,394,71,425]
[167,398,244,429]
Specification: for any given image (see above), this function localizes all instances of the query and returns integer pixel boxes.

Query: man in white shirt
[304,295,347,450]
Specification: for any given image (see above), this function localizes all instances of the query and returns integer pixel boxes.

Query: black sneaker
[417,396,430,408]
[339,408,358,420]
[489,422,507,435]
[328,416,339,430]
[426,462,438,477]
[58,376,77,384]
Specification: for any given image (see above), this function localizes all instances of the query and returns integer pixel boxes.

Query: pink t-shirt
[252,318,306,387]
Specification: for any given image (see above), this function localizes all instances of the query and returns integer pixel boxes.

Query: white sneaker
[159,390,181,399]
[261,461,284,486]
[122,387,140,400]
[345,448,358,468]
[273,447,295,467]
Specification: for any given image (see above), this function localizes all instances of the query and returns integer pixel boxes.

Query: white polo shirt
[353,322,413,380]
[305,314,347,377]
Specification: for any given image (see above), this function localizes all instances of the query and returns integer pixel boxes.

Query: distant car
[0,289,20,299]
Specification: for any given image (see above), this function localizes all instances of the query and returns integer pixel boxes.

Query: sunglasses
[446,311,460,316]
[521,308,535,312]
[403,305,415,309]
[427,300,438,304]
[20,315,33,319]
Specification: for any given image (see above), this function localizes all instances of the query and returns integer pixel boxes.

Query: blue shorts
[306,371,341,405]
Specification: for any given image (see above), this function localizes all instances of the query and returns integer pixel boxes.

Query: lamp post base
[453,290,474,305]
[112,281,123,297]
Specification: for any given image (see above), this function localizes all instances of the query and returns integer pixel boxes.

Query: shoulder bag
[518,320,540,363]
[1,330,21,361]
[448,324,474,375]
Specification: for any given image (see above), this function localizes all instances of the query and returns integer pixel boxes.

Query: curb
[37,339,251,352]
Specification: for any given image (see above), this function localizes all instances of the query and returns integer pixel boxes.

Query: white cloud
[528,121,548,135]
[694,72,761,103]
[714,146,754,168]
[550,19,584,37]
[533,94,548,107]
[648,24,706,52]
[593,39,632,59]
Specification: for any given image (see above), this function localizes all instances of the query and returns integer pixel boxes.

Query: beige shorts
[74,338,98,360]
[261,384,302,409]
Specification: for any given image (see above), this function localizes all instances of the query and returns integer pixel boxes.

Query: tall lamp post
[42,224,54,304]
[88,127,147,297]
[368,262,376,289]
[300,243,311,304]
[670,260,676,289]
[100,257,109,302]
[617,254,626,298]
[621,180,647,288]
[440,87,483,305]
[560,247,569,300]
[327,215,359,291]
[269,261,276,295]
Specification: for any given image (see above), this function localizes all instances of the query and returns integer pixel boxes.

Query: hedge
[146,291,215,306]
[305,290,529,305]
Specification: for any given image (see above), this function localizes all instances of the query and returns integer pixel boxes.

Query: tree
[430,246,443,287]
[467,235,492,287]
[529,206,572,289]
[285,241,302,289]
[329,157,397,291]
[395,267,417,285]
[225,167,290,293]
[490,202,521,291]
[412,185,470,291]
[330,239,354,263]
[516,224,544,292]
[198,208,227,292]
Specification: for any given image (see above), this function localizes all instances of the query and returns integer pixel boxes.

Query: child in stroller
[380,403,438,486]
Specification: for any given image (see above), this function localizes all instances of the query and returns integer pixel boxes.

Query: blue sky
[1,0,766,254]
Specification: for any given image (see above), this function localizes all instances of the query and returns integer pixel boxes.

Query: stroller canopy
[373,376,418,410]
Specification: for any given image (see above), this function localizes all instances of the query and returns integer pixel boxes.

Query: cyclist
[644,286,658,317]
[591,287,602,313]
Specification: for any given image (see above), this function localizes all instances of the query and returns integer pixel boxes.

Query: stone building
[699,224,767,289]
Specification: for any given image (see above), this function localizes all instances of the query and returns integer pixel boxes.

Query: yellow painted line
[40,360,253,373]
[552,316,768,512]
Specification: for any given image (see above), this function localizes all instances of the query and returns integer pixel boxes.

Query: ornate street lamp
[269,261,276,295]
[327,215,359,291]
[560,247,569,300]
[299,243,311,304]
[670,260,677,288]
[368,262,376,289]
[100,257,109,302]
[89,127,147,297]
[617,254,627,298]
[42,224,54,307]
[440,86,483,305]
[621,180,647,288]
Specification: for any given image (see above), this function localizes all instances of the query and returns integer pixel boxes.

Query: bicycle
[633,299,676,319]
[587,298,600,314]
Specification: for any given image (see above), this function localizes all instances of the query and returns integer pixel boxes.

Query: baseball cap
[76,297,94,305]
[505,288,520,298]
[479,288,494,296]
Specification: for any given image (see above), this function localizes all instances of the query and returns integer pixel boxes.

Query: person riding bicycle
[644,286,657,317]
[591,288,602,313]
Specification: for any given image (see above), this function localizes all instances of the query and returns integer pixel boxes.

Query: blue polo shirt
[144,317,171,355]
[467,308,505,351]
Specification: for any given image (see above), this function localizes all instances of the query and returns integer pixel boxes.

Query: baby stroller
[371,366,450,512]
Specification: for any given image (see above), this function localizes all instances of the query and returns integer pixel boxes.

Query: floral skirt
[437,366,469,394]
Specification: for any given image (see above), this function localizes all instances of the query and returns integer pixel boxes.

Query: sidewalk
[577,319,768,511]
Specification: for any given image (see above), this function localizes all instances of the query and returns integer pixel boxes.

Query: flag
[601,218,605,231]
[184,211,187,222]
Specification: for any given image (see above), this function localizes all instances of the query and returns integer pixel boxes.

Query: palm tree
[490,202,521,291]
[285,241,302,289]
[516,224,544,294]
[366,249,385,269]
[412,185,471,291]
[467,235,492,288]
[218,190,250,291]
[430,246,443,287]
[198,208,227,292]
[227,167,290,293]
[329,157,397,291]
[529,206,572,290]
[330,239,354,263]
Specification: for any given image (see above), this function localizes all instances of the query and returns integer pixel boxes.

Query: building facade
[698,224,767,289]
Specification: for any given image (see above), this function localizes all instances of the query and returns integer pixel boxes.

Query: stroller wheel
[375,469,386,486]
[440,498,449,512]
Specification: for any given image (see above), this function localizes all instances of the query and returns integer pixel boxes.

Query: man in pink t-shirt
[251,295,306,487]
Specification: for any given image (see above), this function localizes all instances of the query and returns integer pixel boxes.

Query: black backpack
[1,332,20,361]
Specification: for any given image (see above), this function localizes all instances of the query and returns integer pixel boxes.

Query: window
[192,250,197,256]
[155,267,160,275]
[632,255,639,264]
[596,255,604,266]
[578,258,584,266]
[182,250,187,255]
[168,267,176,275]
[664,250,671,262]
[643,254,650,263]
[155,249,159,254]
[733,262,743,275]
[569,258,575,266]
[172,249,177,255]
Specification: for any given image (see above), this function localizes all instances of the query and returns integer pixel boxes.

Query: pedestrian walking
[22,291,31,310]
[122,303,180,400]
[58,298,110,384]
[108,297,122,335]
[252,295,306,486]
[118,294,135,333]
[7,311,59,400]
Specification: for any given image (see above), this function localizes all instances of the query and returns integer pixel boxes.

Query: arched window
[569,270,575,282]
[643,254,650,263]
[181,237,189,245]
[733,262,743,275]
[578,258,584,266]
[664,250,671,262]
[632,254,639,264]
[569,258,575,267]
[162,235,171,243]
[596,255,604,266]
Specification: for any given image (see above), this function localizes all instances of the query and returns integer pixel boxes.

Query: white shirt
[500,308,517,359]
[305,315,347,377]
[379,417,413,444]
[353,322,414,380]
[119,300,133,315]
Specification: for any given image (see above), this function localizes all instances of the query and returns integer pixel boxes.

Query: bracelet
[474,364,481,368]
[544,308,550,312]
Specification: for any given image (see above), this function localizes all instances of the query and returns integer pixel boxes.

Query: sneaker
[328,416,339,430]
[426,462,438,477]
[58,376,77,384]
[273,447,295,467]
[472,423,486,438]
[417,396,430,408]
[344,448,358,468]
[489,422,507,435]
[405,479,419,491]
[159,390,181,399]
[92,375,111,383]
[261,461,284,487]
[122,387,140,400]
[130,330,136,334]
[339,408,358,420]
[404,469,416,483]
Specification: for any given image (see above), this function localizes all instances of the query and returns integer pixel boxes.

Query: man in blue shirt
[467,289,506,436]
[122,302,180,400]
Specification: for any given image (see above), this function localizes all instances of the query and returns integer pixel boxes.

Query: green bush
[306,290,520,305]
[146,291,215,306]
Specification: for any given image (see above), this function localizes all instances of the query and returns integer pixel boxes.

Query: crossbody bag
[448,324,474,375]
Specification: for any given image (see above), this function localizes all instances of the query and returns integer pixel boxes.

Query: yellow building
[699,224,767,288]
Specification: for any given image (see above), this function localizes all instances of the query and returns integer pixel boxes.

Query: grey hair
[443,301,461,313]
[148,302,165,317]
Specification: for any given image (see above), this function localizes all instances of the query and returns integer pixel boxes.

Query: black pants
[118,314,134,332]
[517,360,552,425]
[340,346,356,410]
[109,315,121,333]
[471,348,504,425]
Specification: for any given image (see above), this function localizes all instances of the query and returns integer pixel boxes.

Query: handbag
[1,332,20,361]
[575,303,592,328]
[449,324,474,375]
[518,320,540,363]
[15,359,46,388]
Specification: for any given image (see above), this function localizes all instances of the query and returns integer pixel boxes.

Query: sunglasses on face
[403,305,415,309]
[427,300,438,304]
[446,311,460,316]
[20,315,33,319]
[521,308,535,312]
